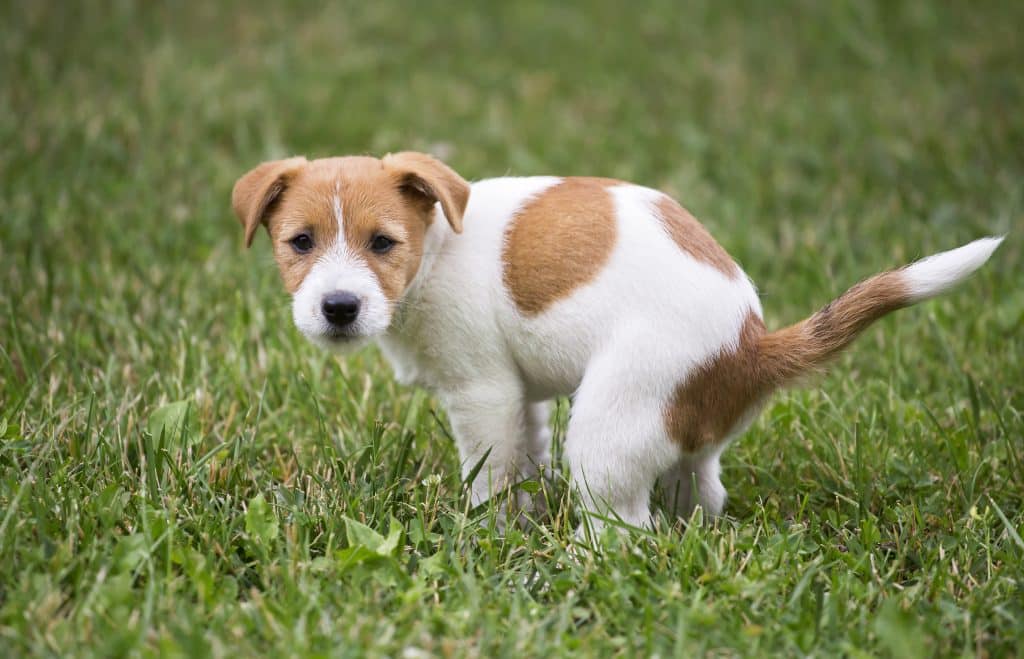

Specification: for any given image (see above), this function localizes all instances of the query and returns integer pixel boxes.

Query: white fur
[332,190,344,227]
[292,231,391,348]
[377,178,762,531]
[295,175,1000,534]
[901,236,1004,302]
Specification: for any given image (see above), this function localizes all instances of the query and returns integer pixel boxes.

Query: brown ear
[382,151,470,233]
[231,157,307,247]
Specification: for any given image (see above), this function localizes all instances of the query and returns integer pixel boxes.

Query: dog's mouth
[322,327,361,343]
[310,323,378,350]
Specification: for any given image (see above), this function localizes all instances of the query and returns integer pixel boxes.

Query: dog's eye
[369,234,396,254]
[289,233,314,254]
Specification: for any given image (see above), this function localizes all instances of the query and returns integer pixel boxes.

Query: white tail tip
[902,236,1004,302]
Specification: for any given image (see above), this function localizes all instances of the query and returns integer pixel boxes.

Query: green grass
[2,0,1023,656]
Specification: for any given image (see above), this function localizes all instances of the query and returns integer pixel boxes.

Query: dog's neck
[388,205,451,334]
[375,206,452,387]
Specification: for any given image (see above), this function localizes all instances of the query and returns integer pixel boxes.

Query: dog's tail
[756,237,1004,388]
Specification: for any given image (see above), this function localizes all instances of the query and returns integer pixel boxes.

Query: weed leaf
[245,493,278,545]
[146,401,199,448]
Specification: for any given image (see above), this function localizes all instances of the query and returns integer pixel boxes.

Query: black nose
[321,291,361,327]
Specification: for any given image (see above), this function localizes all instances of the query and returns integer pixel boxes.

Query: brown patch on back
[655,196,737,278]
[664,312,769,452]
[502,178,618,316]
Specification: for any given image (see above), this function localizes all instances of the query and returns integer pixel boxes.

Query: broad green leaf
[345,516,386,553]
[335,545,384,572]
[245,493,278,545]
[519,479,541,494]
[381,517,403,556]
[146,400,200,447]
[112,533,148,574]
[343,516,404,557]
[417,551,447,577]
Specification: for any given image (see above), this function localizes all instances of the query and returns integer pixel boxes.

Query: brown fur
[665,311,769,452]
[502,178,618,316]
[232,153,470,300]
[665,270,910,451]
[655,196,737,278]
[757,270,909,386]
[265,174,340,293]
[382,152,470,234]
[232,157,308,248]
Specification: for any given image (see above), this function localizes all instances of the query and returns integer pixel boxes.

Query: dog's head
[232,152,469,347]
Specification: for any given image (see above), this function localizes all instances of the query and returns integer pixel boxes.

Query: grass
[1,0,1022,656]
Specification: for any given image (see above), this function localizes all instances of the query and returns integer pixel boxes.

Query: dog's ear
[383,151,470,233]
[232,157,307,247]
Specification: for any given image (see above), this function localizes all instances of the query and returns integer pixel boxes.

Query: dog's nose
[321,291,361,327]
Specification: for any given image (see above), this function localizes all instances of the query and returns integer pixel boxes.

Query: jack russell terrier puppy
[232,152,1002,532]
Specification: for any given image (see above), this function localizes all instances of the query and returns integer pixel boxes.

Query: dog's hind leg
[565,347,682,536]
[659,455,696,520]
[659,448,727,521]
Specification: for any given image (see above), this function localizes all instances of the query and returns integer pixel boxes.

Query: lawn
[1,1,1022,656]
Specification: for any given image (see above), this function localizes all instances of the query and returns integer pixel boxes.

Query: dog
[232,151,1002,532]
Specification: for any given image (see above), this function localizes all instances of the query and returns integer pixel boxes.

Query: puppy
[233,152,1002,531]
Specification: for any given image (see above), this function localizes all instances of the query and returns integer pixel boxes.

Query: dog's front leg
[523,401,553,479]
[442,378,533,518]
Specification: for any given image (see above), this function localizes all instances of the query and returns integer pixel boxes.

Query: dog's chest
[377,315,587,401]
